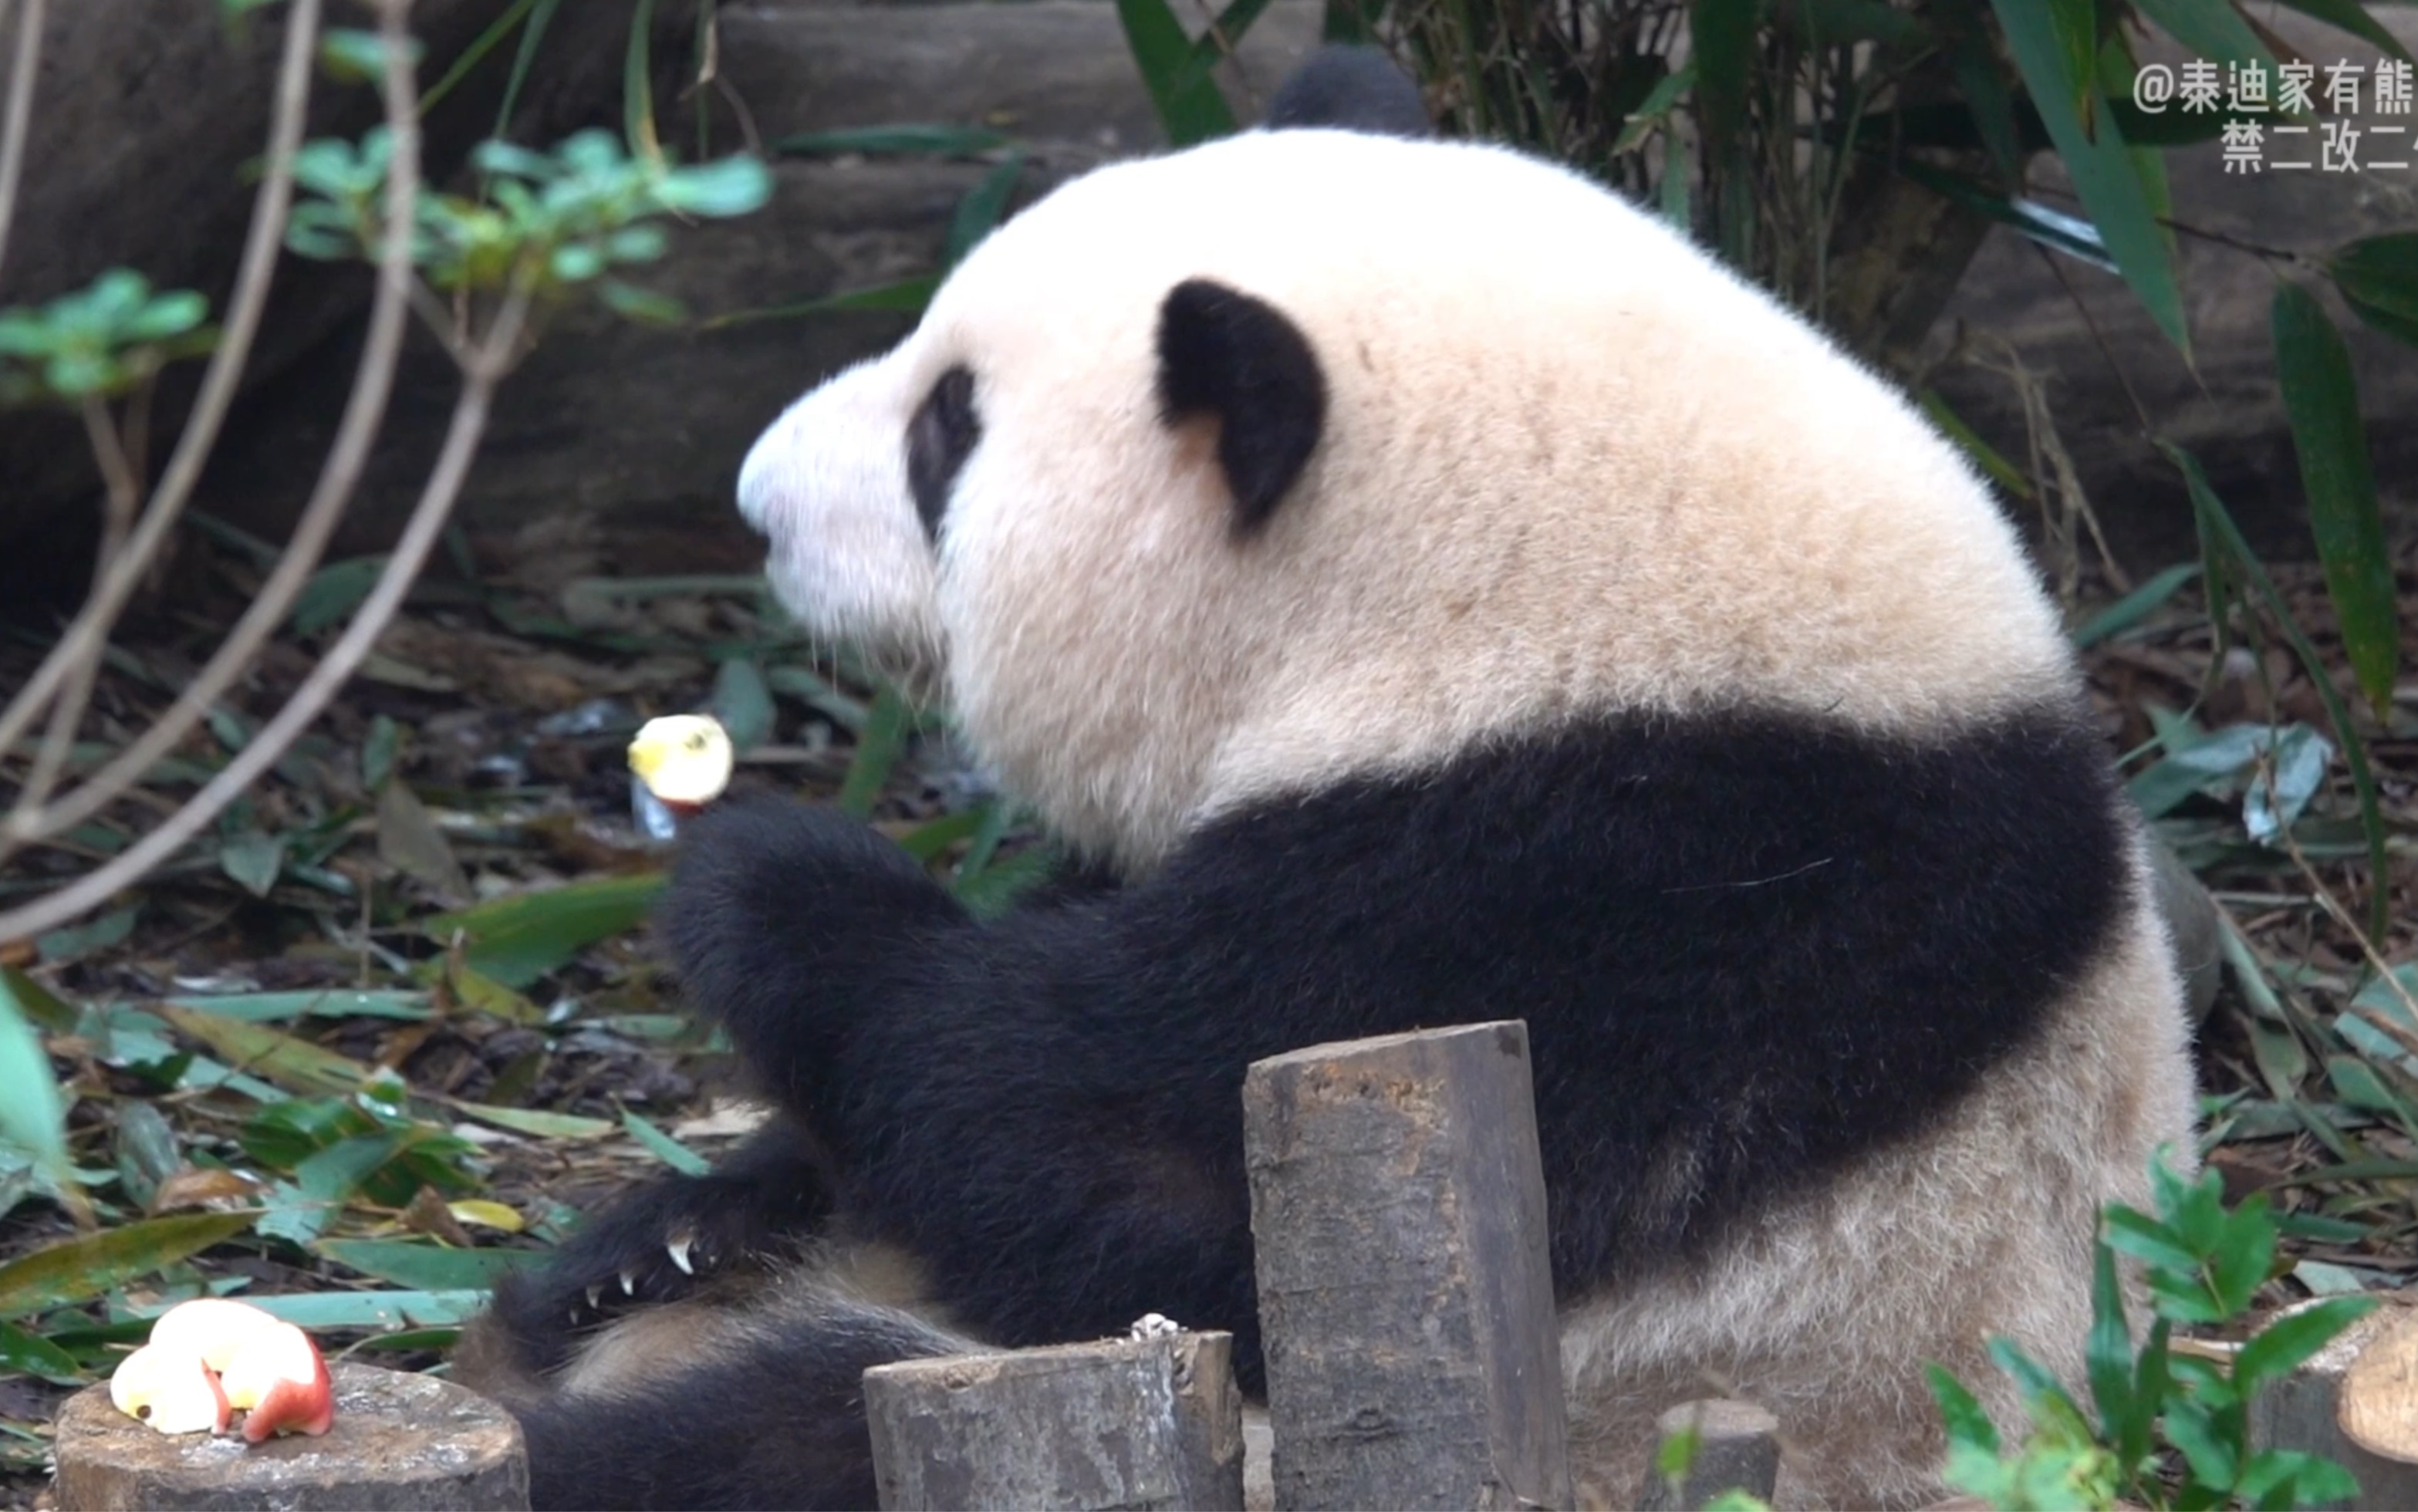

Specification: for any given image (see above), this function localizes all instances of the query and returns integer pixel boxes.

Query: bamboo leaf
[2329,233,2418,349]
[2271,280,2396,717]
[1116,0,1237,146]
[1991,0,2192,352]
[0,1212,258,1315]
[318,1238,539,1291]
[154,1005,369,1098]
[621,1109,712,1176]
[2272,0,2414,66]
[423,873,667,988]
[0,974,70,1180]
[2130,0,2273,72]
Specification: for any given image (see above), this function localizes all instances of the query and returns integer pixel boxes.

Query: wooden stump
[1243,1022,1572,1511]
[2247,1298,2418,1510]
[863,1330,1244,1511]
[53,1361,527,1510]
[1637,1399,1781,1510]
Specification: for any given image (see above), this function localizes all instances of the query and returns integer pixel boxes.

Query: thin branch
[0,0,323,797]
[0,287,527,946]
[2,0,428,851]
[0,0,45,281]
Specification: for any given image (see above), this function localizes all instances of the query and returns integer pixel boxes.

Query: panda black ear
[1155,278,1326,532]
[1263,46,1432,137]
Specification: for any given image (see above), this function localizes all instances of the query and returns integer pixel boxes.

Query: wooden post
[1243,1021,1572,1511]
[1636,1399,1781,1510]
[863,1329,1244,1511]
[53,1361,528,1510]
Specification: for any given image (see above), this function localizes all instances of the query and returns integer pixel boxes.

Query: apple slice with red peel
[218,1320,335,1442]
[109,1343,232,1435]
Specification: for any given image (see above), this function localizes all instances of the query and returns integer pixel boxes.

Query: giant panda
[454,49,2200,1510]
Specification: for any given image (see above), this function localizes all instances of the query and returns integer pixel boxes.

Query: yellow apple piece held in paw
[628,714,734,809]
[109,1343,231,1436]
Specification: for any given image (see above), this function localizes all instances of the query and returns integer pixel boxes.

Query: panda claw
[619,1269,637,1295]
[667,1229,696,1275]
[584,1283,603,1310]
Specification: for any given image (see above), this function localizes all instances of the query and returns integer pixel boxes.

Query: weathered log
[1243,1021,1571,1511]
[2338,1307,2418,1477]
[52,1360,528,1510]
[1636,1399,1781,1511]
[863,1329,1244,1511]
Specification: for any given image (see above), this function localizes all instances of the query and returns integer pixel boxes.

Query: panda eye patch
[906,365,981,544]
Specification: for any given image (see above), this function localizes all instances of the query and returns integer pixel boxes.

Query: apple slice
[218,1320,335,1442]
[109,1344,232,1436]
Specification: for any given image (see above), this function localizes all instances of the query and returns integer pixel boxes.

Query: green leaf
[620,1109,712,1176]
[444,1101,616,1139]
[121,290,209,344]
[775,125,1013,158]
[218,829,286,898]
[2102,1203,2197,1273]
[2085,1242,2142,1453]
[2070,562,2197,649]
[2163,1392,2239,1490]
[147,1288,487,1329]
[1116,0,1237,146]
[0,978,69,1181]
[653,156,772,218]
[0,1212,258,1315]
[0,1319,83,1382]
[2130,0,2273,72]
[2234,1296,2376,1398]
[2272,281,2396,717]
[1690,0,1758,153]
[945,152,1027,271]
[35,904,138,965]
[1926,1362,2001,1456]
[292,555,385,637]
[1894,162,2116,273]
[837,685,913,820]
[0,965,78,1034]
[1991,0,2191,353]
[423,872,667,988]
[165,989,434,1024]
[1920,387,2033,500]
[493,0,565,139]
[625,0,662,164]
[2272,0,2415,66]
[700,275,939,331]
[318,1238,539,1291]
[321,28,424,83]
[2330,233,2418,348]
[156,1004,368,1098]
[711,657,777,751]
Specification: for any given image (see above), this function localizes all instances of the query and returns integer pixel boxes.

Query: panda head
[738,130,2071,874]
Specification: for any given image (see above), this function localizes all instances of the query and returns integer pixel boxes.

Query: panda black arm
[659,704,2131,1384]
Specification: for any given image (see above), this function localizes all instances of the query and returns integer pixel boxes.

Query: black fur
[905,365,980,542]
[492,700,2130,1508]
[1156,279,1326,530]
[1264,44,1432,137]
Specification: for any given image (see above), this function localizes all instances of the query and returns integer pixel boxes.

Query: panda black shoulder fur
[454,47,2197,1510]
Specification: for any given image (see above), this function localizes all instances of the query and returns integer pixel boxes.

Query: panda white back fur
[459,58,2197,1511]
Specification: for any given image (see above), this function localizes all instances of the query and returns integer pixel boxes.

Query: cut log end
[54,1360,529,1511]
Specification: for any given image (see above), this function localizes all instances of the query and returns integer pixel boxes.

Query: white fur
[736,126,2197,1507]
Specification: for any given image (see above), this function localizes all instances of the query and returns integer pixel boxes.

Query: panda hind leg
[508,1279,972,1510]
[472,1119,836,1379]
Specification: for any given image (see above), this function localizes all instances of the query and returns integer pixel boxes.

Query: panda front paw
[487,1129,835,1375]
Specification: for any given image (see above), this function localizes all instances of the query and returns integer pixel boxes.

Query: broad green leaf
[896,808,988,863]
[2085,1243,2142,1455]
[139,1288,487,1329]
[36,905,139,965]
[2273,0,2415,66]
[319,1238,539,1291]
[2130,0,2273,72]
[423,872,667,988]
[621,1109,712,1176]
[2234,1296,2376,1397]
[2273,281,2396,717]
[2102,1204,2197,1273]
[775,125,1012,158]
[435,959,546,1027]
[113,1100,181,1211]
[1991,0,2191,353]
[0,1211,258,1315]
[653,156,773,219]
[2163,1393,2238,1489]
[2330,233,2418,348]
[956,843,1059,920]
[321,28,424,82]
[156,1005,368,1097]
[0,966,76,1033]
[1116,0,1237,146]
[218,829,286,898]
[0,975,70,1180]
